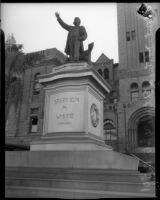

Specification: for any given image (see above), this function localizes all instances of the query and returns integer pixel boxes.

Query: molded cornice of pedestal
[38,62,111,94]
[53,62,90,72]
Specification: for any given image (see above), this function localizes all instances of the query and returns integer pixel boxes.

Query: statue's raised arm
[55,12,60,18]
[55,12,71,31]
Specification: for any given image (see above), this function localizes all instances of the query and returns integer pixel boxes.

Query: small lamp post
[123,103,127,152]
[113,99,119,151]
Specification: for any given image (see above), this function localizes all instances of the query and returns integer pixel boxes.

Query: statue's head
[73,17,81,26]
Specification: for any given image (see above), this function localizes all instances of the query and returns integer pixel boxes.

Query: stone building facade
[5,48,67,145]
[114,3,159,166]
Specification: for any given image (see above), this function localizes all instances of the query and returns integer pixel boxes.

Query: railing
[124,140,155,170]
[124,147,155,172]
[124,150,155,181]
[130,153,155,174]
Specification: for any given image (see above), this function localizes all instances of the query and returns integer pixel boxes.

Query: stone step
[5,185,155,198]
[6,167,147,183]
[5,176,155,194]
[6,166,140,174]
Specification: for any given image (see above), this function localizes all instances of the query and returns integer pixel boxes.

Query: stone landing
[5,150,139,170]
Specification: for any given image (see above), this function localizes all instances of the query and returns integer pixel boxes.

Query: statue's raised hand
[55,12,60,18]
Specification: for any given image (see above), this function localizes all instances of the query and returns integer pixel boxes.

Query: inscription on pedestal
[55,97,79,125]
[47,91,84,133]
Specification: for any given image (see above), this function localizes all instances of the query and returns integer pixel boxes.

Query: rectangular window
[29,108,39,133]
[126,32,130,41]
[145,51,149,62]
[139,52,144,63]
[29,116,38,133]
[131,30,136,40]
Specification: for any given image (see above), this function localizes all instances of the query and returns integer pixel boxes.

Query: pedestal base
[30,133,112,151]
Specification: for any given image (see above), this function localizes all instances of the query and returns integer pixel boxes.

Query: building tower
[117,3,160,166]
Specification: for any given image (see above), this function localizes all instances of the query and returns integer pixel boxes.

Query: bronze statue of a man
[55,12,87,62]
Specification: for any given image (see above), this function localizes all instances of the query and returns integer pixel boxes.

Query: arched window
[130,83,139,101]
[104,68,109,80]
[33,73,41,95]
[104,120,117,142]
[142,81,151,98]
[98,69,103,76]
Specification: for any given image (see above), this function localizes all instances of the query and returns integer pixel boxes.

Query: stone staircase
[5,167,155,198]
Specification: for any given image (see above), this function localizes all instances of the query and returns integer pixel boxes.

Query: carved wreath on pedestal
[90,103,99,127]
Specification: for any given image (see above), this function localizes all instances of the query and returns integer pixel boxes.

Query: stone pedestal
[29,62,140,170]
[31,62,112,151]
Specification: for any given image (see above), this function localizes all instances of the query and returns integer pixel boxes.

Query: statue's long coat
[57,17,87,56]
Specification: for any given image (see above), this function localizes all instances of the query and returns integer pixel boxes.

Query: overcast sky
[1,3,119,63]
